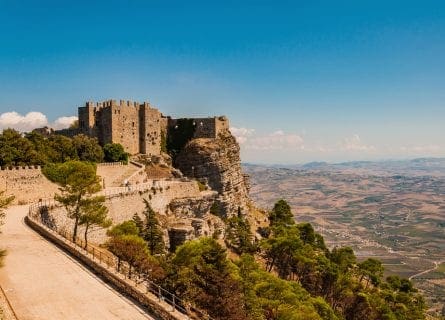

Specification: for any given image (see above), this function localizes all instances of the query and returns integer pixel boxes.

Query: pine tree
[79,198,111,249]
[141,199,165,255]
[268,199,294,227]
[225,209,256,254]
[132,213,144,236]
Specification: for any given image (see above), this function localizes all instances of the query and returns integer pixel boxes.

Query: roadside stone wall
[24,216,189,320]
[49,180,218,247]
[0,167,59,204]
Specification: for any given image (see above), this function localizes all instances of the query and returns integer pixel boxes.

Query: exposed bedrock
[175,130,251,218]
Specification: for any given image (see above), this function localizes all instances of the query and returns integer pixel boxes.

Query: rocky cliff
[175,130,251,218]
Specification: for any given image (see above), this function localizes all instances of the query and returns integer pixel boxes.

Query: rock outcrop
[175,130,251,218]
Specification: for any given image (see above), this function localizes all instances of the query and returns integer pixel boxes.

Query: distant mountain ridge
[243,157,445,177]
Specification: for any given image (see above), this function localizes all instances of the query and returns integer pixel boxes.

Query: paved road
[0,206,156,320]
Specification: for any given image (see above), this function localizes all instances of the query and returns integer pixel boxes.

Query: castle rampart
[167,116,229,139]
[75,99,229,156]
[0,166,59,204]
[77,100,166,156]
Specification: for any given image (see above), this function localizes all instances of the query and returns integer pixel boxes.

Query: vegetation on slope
[100,198,427,320]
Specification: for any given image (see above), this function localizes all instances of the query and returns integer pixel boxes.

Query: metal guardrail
[28,200,214,320]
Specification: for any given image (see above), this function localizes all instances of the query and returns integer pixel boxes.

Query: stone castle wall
[76,99,229,158]
[78,100,164,156]
[167,116,229,139]
[0,167,59,204]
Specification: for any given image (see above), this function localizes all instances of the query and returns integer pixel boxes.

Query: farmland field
[244,158,445,314]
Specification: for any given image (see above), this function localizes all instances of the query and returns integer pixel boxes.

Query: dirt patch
[145,164,173,179]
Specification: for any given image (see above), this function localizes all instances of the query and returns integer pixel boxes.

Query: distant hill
[244,158,445,177]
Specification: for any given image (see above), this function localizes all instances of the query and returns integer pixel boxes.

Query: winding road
[0,205,156,320]
[409,260,445,281]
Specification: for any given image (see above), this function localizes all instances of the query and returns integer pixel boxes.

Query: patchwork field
[244,158,445,314]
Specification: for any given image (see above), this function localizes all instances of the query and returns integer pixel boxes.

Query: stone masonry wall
[49,180,218,247]
[0,167,59,204]
[110,103,140,155]
[78,100,162,155]
[167,116,229,139]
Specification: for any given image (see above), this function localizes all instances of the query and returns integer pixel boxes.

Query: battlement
[1,165,41,171]
[85,99,153,110]
[168,116,229,139]
[76,99,228,156]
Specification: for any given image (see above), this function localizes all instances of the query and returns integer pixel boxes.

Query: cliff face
[175,130,251,217]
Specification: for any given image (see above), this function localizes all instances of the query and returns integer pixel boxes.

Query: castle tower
[77,99,164,156]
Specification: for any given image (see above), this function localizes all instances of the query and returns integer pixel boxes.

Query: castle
[77,99,229,155]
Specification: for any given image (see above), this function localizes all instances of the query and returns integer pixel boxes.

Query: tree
[103,143,128,163]
[25,131,51,164]
[268,199,294,227]
[132,213,144,236]
[107,220,140,238]
[79,197,111,248]
[330,247,357,273]
[72,134,104,162]
[141,199,165,255]
[45,161,102,242]
[47,134,78,163]
[169,238,249,320]
[261,224,303,275]
[225,211,256,254]
[0,129,37,166]
[0,191,14,266]
[106,234,149,277]
[236,254,332,320]
[358,258,384,287]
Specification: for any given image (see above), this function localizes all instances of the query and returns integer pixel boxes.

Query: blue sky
[0,0,444,164]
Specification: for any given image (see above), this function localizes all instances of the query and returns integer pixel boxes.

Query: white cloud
[341,134,376,152]
[52,116,78,130]
[0,111,48,132]
[230,127,255,144]
[0,111,77,132]
[231,127,304,150]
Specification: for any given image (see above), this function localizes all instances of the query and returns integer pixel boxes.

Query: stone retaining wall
[0,167,59,204]
[47,179,217,246]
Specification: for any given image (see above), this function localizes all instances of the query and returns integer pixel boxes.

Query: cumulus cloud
[231,127,304,150]
[230,127,255,144]
[52,116,78,130]
[341,134,376,152]
[0,111,77,132]
[0,111,48,132]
